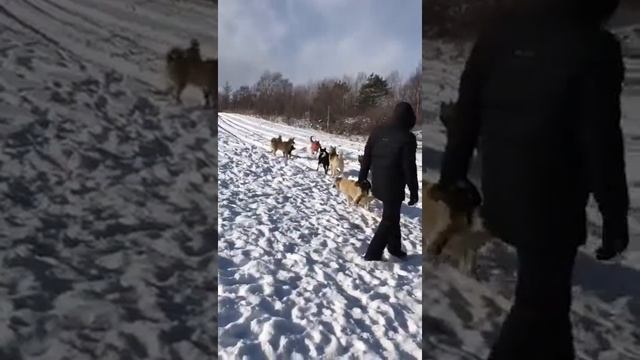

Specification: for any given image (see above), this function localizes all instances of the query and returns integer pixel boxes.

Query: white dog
[329,151,344,177]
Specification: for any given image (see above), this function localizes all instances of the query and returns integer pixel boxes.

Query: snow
[421,25,640,360]
[0,1,216,359]
[218,113,423,359]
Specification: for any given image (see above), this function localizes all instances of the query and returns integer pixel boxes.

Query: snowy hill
[0,1,217,358]
[421,25,640,360]
[218,113,422,359]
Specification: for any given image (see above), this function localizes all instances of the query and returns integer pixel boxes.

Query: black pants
[488,246,578,360]
[364,200,402,260]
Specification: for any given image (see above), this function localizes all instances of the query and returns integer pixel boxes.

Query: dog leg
[354,194,364,208]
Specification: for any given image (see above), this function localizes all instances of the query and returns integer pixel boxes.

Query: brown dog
[166,39,217,108]
[335,177,370,207]
[271,136,295,160]
[423,180,491,276]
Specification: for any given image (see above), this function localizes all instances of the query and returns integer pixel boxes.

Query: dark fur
[317,147,330,174]
[166,39,217,108]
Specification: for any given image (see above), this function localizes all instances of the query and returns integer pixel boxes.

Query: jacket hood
[390,102,416,130]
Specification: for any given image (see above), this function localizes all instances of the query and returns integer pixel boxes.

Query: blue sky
[219,0,421,89]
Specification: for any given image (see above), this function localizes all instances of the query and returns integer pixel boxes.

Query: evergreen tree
[357,73,390,110]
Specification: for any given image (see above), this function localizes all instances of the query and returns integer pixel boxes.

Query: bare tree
[227,67,420,135]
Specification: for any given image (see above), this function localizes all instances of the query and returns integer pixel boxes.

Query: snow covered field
[0,1,217,358]
[218,113,422,359]
[421,26,640,360]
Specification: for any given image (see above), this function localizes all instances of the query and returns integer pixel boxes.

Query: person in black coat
[358,102,420,261]
[438,0,629,358]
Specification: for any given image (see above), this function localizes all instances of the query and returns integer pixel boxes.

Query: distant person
[438,0,629,358]
[359,102,419,261]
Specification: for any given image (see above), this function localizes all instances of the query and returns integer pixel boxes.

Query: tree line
[218,68,422,135]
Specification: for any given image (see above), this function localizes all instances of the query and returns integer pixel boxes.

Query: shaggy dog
[316,147,330,174]
[309,136,321,156]
[335,177,371,207]
[270,135,282,153]
[271,136,295,160]
[423,180,491,277]
[328,148,344,177]
[166,39,217,108]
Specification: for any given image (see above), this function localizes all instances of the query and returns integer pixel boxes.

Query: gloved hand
[596,215,629,261]
[357,179,371,192]
[408,192,419,206]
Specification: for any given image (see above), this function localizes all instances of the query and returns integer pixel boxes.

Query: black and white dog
[316,147,330,174]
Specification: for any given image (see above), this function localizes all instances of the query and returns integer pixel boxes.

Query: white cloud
[219,0,421,88]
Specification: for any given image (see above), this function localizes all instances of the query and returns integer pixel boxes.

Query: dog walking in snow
[309,136,321,156]
[316,147,330,174]
[270,136,295,162]
[334,177,373,210]
[328,147,344,177]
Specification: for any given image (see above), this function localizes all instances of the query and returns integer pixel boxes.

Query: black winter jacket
[359,105,420,203]
[440,13,629,249]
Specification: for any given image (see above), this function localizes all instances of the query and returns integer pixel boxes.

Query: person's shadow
[400,203,422,221]
[574,253,640,322]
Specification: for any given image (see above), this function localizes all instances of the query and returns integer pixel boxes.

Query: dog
[334,177,371,207]
[423,179,491,277]
[355,179,373,210]
[166,39,217,108]
[271,136,295,160]
[270,135,282,153]
[329,148,344,177]
[287,145,296,158]
[316,147,330,174]
[309,136,321,156]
